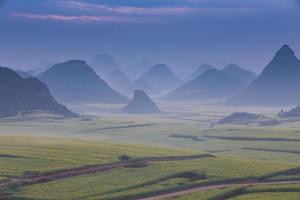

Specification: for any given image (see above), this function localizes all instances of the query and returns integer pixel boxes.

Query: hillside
[187,64,214,81]
[229,45,300,105]
[0,66,76,118]
[222,64,256,84]
[105,68,132,95]
[140,64,182,92]
[37,60,128,103]
[165,69,246,101]
[122,90,161,114]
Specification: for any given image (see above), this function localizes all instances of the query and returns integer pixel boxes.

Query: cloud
[57,1,195,15]
[10,12,125,23]
[8,1,262,24]
[56,1,258,17]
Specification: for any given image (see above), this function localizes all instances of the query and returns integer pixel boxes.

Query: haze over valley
[0,1,300,200]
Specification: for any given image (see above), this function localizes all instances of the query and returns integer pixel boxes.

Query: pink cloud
[57,1,257,16]
[58,1,195,15]
[10,12,160,24]
[10,12,125,23]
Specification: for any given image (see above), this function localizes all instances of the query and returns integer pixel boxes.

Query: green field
[1,101,300,199]
[174,184,300,200]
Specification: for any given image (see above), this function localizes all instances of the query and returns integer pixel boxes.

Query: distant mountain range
[105,68,132,95]
[222,64,256,84]
[37,60,128,104]
[89,54,119,76]
[122,90,161,114]
[187,64,214,81]
[140,64,182,92]
[229,45,300,105]
[0,66,76,118]
[164,69,246,101]
[127,60,152,80]
[132,78,159,95]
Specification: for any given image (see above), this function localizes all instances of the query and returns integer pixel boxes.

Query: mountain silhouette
[122,90,161,114]
[89,54,118,76]
[105,68,132,95]
[229,45,300,105]
[222,64,256,84]
[187,64,214,81]
[0,67,76,118]
[140,64,182,92]
[37,60,128,103]
[165,69,246,101]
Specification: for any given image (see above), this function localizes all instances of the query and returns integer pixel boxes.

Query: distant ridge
[105,68,132,95]
[38,60,128,103]
[187,64,214,81]
[164,69,246,101]
[122,90,161,114]
[229,45,300,105]
[129,60,152,80]
[140,64,182,92]
[222,64,256,84]
[0,66,76,118]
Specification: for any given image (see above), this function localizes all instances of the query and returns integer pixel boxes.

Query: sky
[0,0,299,77]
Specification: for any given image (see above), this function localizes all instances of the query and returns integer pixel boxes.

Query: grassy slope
[0,135,198,180]
[1,102,300,199]
[171,184,300,200]
[1,135,299,199]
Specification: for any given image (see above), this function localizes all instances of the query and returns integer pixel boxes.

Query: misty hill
[164,69,246,101]
[105,68,132,95]
[132,78,159,95]
[89,54,118,76]
[279,106,300,118]
[222,64,256,84]
[37,60,128,103]
[0,67,76,118]
[128,60,152,80]
[122,90,161,114]
[229,45,300,105]
[187,64,214,81]
[218,112,266,125]
[140,64,182,92]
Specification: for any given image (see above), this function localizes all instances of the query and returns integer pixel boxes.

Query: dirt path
[138,180,300,200]
[0,154,213,191]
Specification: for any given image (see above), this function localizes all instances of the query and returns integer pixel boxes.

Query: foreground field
[0,136,200,180]
[171,184,300,200]
[0,135,297,200]
[1,101,300,199]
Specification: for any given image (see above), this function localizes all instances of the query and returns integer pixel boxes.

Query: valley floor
[0,101,300,199]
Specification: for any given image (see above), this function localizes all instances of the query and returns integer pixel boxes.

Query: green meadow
[1,101,300,199]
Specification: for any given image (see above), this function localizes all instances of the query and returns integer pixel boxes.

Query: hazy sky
[0,0,299,76]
